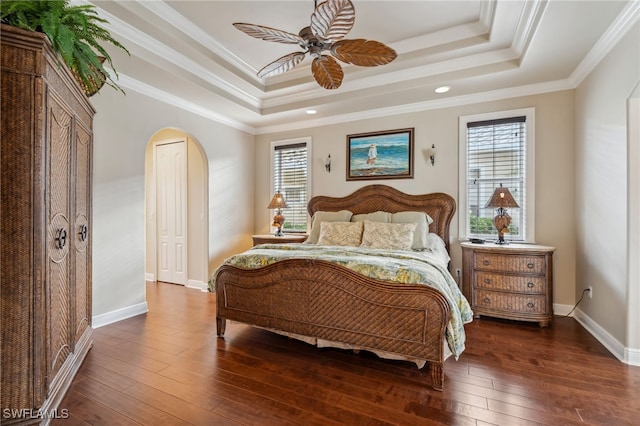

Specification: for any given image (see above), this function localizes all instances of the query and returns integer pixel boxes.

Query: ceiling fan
[233,0,397,90]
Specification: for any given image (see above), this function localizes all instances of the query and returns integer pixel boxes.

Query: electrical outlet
[587,286,593,299]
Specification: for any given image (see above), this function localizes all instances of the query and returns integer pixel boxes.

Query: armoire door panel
[47,95,73,381]
[74,123,92,342]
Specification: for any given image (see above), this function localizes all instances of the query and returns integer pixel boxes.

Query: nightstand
[252,234,308,246]
[461,242,555,327]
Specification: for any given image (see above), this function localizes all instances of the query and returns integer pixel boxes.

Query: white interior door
[156,140,187,285]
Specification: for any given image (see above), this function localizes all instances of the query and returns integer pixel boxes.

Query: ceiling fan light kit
[233,0,397,90]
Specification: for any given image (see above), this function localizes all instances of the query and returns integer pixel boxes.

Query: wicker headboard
[307,185,456,253]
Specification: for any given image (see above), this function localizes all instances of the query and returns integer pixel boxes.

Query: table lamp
[485,184,519,245]
[268,191,288,236]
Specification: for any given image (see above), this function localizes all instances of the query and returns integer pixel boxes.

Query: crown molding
[569,0,640,87]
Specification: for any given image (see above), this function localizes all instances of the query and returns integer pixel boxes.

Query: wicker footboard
[215,258,451,391]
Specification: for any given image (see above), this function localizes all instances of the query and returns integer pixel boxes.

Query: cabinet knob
[483,260,490,266]
[484,278,491,284]
[527,262,535,269]
[527,282,534,288]
[483,297,491,304]
[78,224,88,242]
[54,228,67,249]
[527,302,535,308]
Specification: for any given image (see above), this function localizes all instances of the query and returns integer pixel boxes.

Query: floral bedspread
[210,244,473,358]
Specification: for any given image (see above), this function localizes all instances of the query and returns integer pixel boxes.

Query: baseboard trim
[553,302,575,317]
[573,308,640,366]
[145,272,155,282]
[92,302,149,328]
[625,347,640,366]
[187,279,208,292]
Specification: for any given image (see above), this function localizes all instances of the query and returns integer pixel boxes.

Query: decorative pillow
[391,211,434,250]
[305,210,353,244]
[317,221,363,246]
[351,211,392,223]
[360,221,416,250]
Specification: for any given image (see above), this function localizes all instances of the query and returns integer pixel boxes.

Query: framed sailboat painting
[346,128,414,181]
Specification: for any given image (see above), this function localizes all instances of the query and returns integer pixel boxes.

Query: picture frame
[346,128,414,181]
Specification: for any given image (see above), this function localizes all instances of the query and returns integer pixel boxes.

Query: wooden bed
[215,185,458,390]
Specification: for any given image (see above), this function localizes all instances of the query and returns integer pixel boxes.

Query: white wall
[255,90,577,308]
[574,22,639,362]
[91,87,254,324]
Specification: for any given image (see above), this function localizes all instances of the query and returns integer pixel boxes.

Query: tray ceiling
[89,0,637,134]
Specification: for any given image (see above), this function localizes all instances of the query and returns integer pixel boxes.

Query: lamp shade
[485,185,519,209]
[267,191,288,209]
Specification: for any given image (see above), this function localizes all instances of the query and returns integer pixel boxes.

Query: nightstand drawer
[474,253,545,274]
[474,290,546,314]
[474,272,546,293]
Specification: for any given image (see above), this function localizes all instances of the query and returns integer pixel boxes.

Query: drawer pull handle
[527,262,535,269]
[483,260,490,266]
[483,297,491,304]
[527,302,535,308]
[484,278,491,284]
[527,282,534,288]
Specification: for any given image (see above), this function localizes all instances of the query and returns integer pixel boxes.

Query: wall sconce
[324,154,331,172]
[424,144,436,166]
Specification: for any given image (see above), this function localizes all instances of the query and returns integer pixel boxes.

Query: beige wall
[574,22,639,355]
[255,90,577,308]
[92,88,254,318]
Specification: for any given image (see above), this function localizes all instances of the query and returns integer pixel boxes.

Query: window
[271,137,312,233]
[459,108,535,242]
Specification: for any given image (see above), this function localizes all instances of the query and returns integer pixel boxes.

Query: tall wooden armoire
[1,24,94,424]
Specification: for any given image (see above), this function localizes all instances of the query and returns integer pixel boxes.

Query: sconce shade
[267,191,288,209]
[485,185,519,209]
[485,184,519,244]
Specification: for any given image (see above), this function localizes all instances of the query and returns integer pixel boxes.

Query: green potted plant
[1,0,129,96]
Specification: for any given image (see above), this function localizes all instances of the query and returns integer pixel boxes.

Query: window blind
[273,142,308,232]
[466,116,526,240]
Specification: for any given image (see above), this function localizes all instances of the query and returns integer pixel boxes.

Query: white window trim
[270,136,313,232]
[458,108,536,242]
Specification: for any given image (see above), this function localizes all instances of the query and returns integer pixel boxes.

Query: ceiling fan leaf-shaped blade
[257,52,307,79]
[233,23,304,44]
[311,0,355,42]
[311,55,344,90]
[331,39,397,66]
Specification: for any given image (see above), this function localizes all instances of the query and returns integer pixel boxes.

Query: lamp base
[493,212,511,245]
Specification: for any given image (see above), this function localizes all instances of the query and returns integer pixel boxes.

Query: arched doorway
[144,128,209,290]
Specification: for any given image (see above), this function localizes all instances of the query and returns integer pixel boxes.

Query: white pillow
[317,221,363,246]
[305,210,353,244]
[425,233,450,264]
[351,211,392,223]
[360,221,416,250]
[391,211,433,250]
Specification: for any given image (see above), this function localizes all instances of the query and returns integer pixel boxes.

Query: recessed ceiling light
[306,109,317,115]
[435,86,450,94]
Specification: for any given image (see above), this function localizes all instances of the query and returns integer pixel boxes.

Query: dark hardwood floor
[54,282,640,425]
